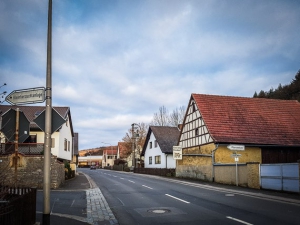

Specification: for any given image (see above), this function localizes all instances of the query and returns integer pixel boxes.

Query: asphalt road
[82,168,300,225]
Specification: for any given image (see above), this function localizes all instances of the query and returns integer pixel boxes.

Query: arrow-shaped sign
[5,87,45,105]
[227,144,245,151]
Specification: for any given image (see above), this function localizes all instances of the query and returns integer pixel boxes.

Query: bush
[64,162,74,180]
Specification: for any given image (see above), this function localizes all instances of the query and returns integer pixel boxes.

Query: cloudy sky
[1,0,299,150]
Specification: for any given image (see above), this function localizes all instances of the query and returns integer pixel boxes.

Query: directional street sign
[33,108,66,134]
[1,108,30,143]
[5,87,45,105]
[227,144,245,151]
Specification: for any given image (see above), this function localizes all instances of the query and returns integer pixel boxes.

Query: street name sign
[231,153,241,157]
[173,146,182,160]
[5,87,45,105]
[227,144,245,151]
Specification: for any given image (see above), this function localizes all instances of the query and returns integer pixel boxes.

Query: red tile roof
[192,94,300,146]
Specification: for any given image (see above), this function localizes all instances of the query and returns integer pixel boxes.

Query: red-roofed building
[177,94,300,189]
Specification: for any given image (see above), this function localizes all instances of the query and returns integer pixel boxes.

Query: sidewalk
[36,172,119,225]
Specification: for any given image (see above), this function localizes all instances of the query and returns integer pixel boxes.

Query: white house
[0,105,75,162]
[141,126,180,169]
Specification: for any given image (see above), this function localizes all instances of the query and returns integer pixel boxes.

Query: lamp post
[131,123,141,169]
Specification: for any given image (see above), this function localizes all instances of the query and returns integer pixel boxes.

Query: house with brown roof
[102,145,118,168]
[141,126,180,169]
[0,105,75,162]
[177,94,300,189]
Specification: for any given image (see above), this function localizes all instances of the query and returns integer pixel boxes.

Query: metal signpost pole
[15,108,19,186]
[43,0,52,224]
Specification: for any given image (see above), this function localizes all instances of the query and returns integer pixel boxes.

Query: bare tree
[121,122,148,159]
[151,105,186,127]
[169,106,186,127]
[150,106,170,126]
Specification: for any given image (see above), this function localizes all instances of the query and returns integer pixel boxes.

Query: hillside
[253,70,300,102]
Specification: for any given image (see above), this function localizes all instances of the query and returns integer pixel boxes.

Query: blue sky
[1,0,299,150]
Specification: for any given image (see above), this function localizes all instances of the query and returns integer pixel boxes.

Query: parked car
[90,165,96,170]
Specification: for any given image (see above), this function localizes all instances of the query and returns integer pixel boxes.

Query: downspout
[165,154,168,169]
[211,144,219,182]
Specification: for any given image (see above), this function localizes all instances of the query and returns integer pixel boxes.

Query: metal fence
[0,143,44,155]
[0,186,36,225]
[260,163,299,193]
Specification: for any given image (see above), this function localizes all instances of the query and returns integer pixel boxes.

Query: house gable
[179,97,214,149]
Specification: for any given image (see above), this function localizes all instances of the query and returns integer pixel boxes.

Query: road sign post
[228,145,245,187]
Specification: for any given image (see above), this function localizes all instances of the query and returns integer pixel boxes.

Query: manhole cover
[147,209,171,214]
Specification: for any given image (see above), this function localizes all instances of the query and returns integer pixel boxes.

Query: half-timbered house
[177,94,300,189]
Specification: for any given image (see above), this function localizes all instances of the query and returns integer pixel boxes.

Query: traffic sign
[231,153,241,157]
[5,87,45,105]
[33,108,66,134]
[1,108,30,143]
[173,146,182,160]
[227,144,245,151]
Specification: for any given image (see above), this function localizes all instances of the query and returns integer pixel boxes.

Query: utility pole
[131,123,135,169]
[43,0,52,224]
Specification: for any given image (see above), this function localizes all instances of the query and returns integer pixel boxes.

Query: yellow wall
[215,146,262,164]
[176,143,262,184]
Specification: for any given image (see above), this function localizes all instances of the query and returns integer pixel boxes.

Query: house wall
[144,132,176,168]
[30,124,73,162]
[57,120,73,161]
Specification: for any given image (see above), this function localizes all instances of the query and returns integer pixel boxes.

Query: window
[149,142,152,149]
[64,139,67,151]
[154,140,158,148]
[68,141,70,151]
[192,102,196,112]
[149,156,152,164]
[155,155,161,164]
[195,128,199,136]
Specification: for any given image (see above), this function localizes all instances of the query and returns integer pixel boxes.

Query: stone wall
[0,154,65,189]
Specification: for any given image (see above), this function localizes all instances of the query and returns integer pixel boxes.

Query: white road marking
[142,185,153,189]
[128,180,135,183]
[70,199,75,207]
[165,194,190,204]
[120,178,124,180]
[226,216,253,225]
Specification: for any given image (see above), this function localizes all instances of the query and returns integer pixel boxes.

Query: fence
[0,143,44,155]
[0,186,36,225]
[260,163,299,193]
[134,168,176,177]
